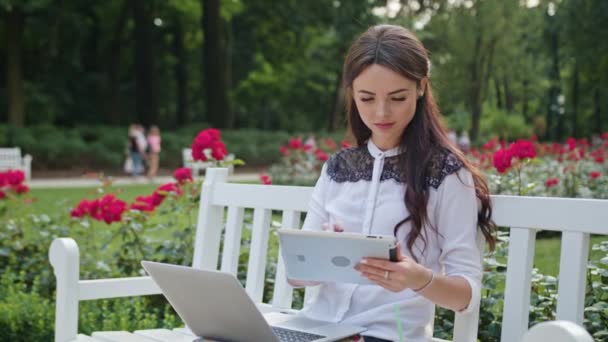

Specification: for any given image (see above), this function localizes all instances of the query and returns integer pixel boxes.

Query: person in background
[447,129,458,147]
[147,125,161,180]
[458,130,471,153]
[128,124,144,176]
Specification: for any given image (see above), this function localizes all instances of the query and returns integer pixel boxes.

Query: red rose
[191,128,224,161]
[0,173,6,187]
[595,156,605,164]
[0,190,6,200]
[566,137,576,151]
[6,169,25,186]
[492,148,513,174]
[482,138,498,151]
[315,149,329,162]
[260,174,272,185]
[323,138,337,151]
[602,132,608,140]
[279,146,290,156]
[101,200,127,224]
[341,140,352,149]
[173,167,193,184]
[131,195,157,212]
[156,182,183,197]
[288,138,302,150]
[12,184,29,194]
[545,178,559,188]
[590,171,601,179]
[509,140,536,160]
[303,144,313,152]
[210,140,227,161]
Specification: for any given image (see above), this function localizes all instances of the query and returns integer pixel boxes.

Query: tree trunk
[6,8,25,127]
[504,75,514,112]
[172,14,188,126]
[132,0,159,126]
[108,1,129,125]
[571,62,579,137]
[494,76,503,109]
[202,0,231,128]
[522,79,529,121]
[594,85,601,134]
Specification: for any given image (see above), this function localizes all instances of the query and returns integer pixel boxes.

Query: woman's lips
[374,123,395,130]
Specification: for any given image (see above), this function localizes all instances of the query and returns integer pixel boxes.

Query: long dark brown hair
[343,25,496,259]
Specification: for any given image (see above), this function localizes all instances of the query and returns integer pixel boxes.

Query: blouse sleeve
[301,163,330,232]
[435,167,483,314]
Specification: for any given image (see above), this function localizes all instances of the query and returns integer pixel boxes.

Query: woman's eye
[360,98,374,102]
[392,97,406,102]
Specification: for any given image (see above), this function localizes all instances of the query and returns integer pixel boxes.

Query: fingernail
[360,259,367,264]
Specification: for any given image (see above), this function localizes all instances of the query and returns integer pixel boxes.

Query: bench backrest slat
[556,231,590,323]
[272,210,302,308]
[220,206,245,275]
[501,227,538,342]
[245,208,273,302]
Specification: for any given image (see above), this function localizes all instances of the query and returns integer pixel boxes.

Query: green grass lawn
[14,185,608,278]
[27,184,159,216]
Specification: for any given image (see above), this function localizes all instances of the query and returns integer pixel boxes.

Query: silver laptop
[141,261,366,342]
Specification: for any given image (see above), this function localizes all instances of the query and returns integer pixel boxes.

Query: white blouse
[299,140,483,342]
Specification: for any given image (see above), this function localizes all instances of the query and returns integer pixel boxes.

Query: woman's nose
[375,100,389,118]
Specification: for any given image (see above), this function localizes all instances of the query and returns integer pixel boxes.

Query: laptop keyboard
[271,326,326,342]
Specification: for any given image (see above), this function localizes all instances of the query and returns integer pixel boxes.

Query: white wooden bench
[182,148,234,176]
[0,147,32,180]
[49,168,603,342]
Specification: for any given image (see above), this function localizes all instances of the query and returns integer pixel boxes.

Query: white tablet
[277,229,398,285]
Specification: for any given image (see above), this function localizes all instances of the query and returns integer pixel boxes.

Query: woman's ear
[418,77,428,97]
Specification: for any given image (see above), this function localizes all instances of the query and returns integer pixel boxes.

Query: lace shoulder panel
[426,150,464,189]
[325,147,374,183]
[325,147,405,183]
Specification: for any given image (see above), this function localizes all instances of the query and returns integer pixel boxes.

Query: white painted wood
[183,148,233,176]
[192,168,228,270]
[557,232,590,324]
[220,206,245,275]
[271,210,301,308]
[211,183,313,212]
[79,277,161,300]
[522,321,594,342]
[491,196,608,234]
[134,329,199,342]
[92,331,158,342]
[49,238,80,342]
[501,227,537,342]
[245,208,272,302]
[0,147,32,179]
[75,334,104,341]
[452,234,485,342]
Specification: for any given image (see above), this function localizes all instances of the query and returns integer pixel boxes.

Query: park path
[28,172,260,188]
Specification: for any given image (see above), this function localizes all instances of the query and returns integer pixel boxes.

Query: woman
[146,125,162,180]
[288,25,495,342]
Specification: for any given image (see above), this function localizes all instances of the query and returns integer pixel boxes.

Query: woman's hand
[355,243,433,292]
[321,222,344,232]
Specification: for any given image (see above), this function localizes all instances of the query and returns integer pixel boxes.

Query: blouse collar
[366,139,402,158]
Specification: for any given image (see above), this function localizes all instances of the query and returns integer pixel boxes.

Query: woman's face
[352,64,423,150]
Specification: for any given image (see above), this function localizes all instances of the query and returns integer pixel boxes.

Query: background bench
[182,148,234,176]
[49,168,603,342]
[0,147,32,180]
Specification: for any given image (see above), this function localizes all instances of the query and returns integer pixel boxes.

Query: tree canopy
[1,0,606,142]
